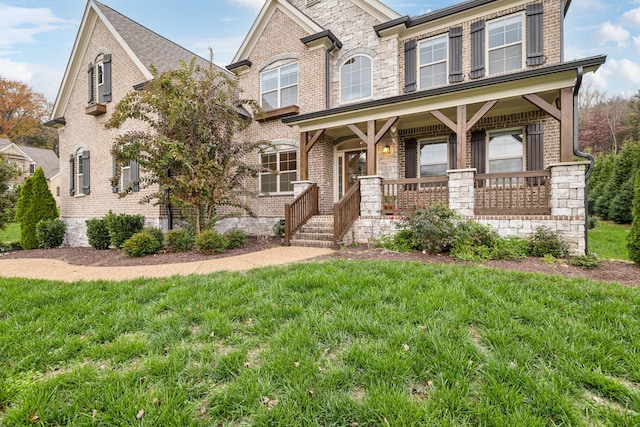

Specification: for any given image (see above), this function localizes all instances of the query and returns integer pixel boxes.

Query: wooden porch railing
[334,180,361,244]
[284,183,318,246]
[381,177,449,213]
[474,171,551,215]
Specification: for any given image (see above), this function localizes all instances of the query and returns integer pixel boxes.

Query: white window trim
[76,149,85,197]
[486,12,525,75]
[487,127,525,173]
[418,35,448,90]
[418,137,448,177]
[259,146,297,196]
[260,62,298,110]
[121,161,131,189]
[339,54,373,104]
[97,62,104,87]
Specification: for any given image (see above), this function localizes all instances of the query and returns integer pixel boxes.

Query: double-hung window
[341,55,372,103]
[261,63,298,111]
[488,14,523,75]
[260,150,297,194]
[419,139,448,177]
[419,35,447,89]
[488,129,523,173]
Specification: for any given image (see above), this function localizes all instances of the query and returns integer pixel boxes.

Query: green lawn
[0,222,19,243]
[1,260,639,426]
[589,220,631,261]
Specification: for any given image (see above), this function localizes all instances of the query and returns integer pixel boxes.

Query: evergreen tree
[627,170,640,265]
[0,154,20,230]
[16,167,58,249]
[598,141,640,223]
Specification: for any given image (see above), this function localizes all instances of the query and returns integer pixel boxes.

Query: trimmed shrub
[122,230,163,257]
[164,229,194,252]
[627,169,640,266]
[36,218,66,249]
[273,219,285,237]
[104,211,145,249]
[195,229,228,255]
[86,219,111,250]
[16,168,58,250]
[374,229,416,252]
[527,226,570,258]
[0,241,22,251]
[396,204,458,254]
[142,227,164,247]
[490,236,529,260]
[451,221,498,261]
[570,253,602,269]
[224,229,248,249]
[587,216,599,230]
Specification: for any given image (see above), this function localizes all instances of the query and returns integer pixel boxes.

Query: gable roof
[51,0,225,120]
[231,0,400,65]
[0,141,60,180]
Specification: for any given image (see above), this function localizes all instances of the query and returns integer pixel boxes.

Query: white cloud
[593,21,630,47]
[0,57,63,101]
[0,5,73,50]
[622,7,640,25]
[588,58,640,96]
[226,0,264,13]
[573,0,606,10]
[635,36,640,53]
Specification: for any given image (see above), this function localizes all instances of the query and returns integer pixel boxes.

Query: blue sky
[0,0,638,103]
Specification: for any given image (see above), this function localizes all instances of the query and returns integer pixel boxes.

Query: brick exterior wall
[57,18,165,246]
[398,0,563,93]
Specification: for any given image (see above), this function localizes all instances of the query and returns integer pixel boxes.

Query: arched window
[340,55,372,103]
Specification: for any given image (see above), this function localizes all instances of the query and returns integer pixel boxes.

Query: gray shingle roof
[0,138,10,149]
[94,1,225,75]
[18,146,60,179]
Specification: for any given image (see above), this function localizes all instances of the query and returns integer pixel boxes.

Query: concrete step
[299,225,333,234]
[290,239,336,249]
[292,232,334,241]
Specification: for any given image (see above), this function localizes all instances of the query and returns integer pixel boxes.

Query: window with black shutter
[448,27,463,83]
[448,133,458,169]
[69,154,75,196]
[404,138,417,178]
[470,20,485,79]
[471,130,486,174]
[102,53,112,102]
[404,40,417,93]
[87,63,94,104]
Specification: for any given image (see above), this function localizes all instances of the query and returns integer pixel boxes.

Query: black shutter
[526,123,544,171]
[448,27,463,83]
[471,130,486,174]
[526,4,544,66]
[470,20,485,79]
[131,160,140,192]
[87,63,94,104]
[404,40,417,93]
[405,138,417,178]
[449,133,458,169]
[69,154,75,196]
[82,151,90,195]
[112,158,119,193]
[102,54,112,102]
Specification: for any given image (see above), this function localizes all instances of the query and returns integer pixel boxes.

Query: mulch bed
[1,237,638,287]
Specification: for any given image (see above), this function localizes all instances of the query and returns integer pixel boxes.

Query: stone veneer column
[292,180,313,198]
[548,162,588,217]
[358,175,383,216]
[447,168,476,217]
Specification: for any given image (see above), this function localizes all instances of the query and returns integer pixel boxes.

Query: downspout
[572,66,594,253]
[326,40,338,110]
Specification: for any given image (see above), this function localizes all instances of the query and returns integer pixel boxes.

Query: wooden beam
[429,109,457,133]
[305,129,325,153]
[347,124,368,143]
[374,116,399,144]
[523,93,561,121]
[366,120,376,175]
[456,105,467,167]
[467,100,498,129]
[300,132,309,180]
[560,87,574,162]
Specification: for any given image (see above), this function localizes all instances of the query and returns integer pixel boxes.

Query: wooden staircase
[289,215,335,248]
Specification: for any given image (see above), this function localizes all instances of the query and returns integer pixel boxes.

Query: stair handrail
[284,183,319,246]
[333,180,360,244]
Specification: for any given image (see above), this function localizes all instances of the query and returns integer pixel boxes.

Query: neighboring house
[49,0,605,253]
[0,138,60,205]
[46,0,226,246]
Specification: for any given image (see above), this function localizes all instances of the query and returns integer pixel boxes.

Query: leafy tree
[627,170,640,265]
[15,167,58,249]
[578,89,631,155]
[0,153,20,230]
[106,57,261,235]
[0,77,57,151]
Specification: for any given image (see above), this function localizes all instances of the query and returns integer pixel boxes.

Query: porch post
[447,168,476,217]
[560,87,574,162]
[358,175,383,216]
[456,105,467,168]
[300,131,308,181]
[366,120,376,175]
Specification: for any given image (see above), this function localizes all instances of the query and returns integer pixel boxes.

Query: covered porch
[281,58,604,252]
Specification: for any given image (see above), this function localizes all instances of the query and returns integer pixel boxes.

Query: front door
[337,149,366,198]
